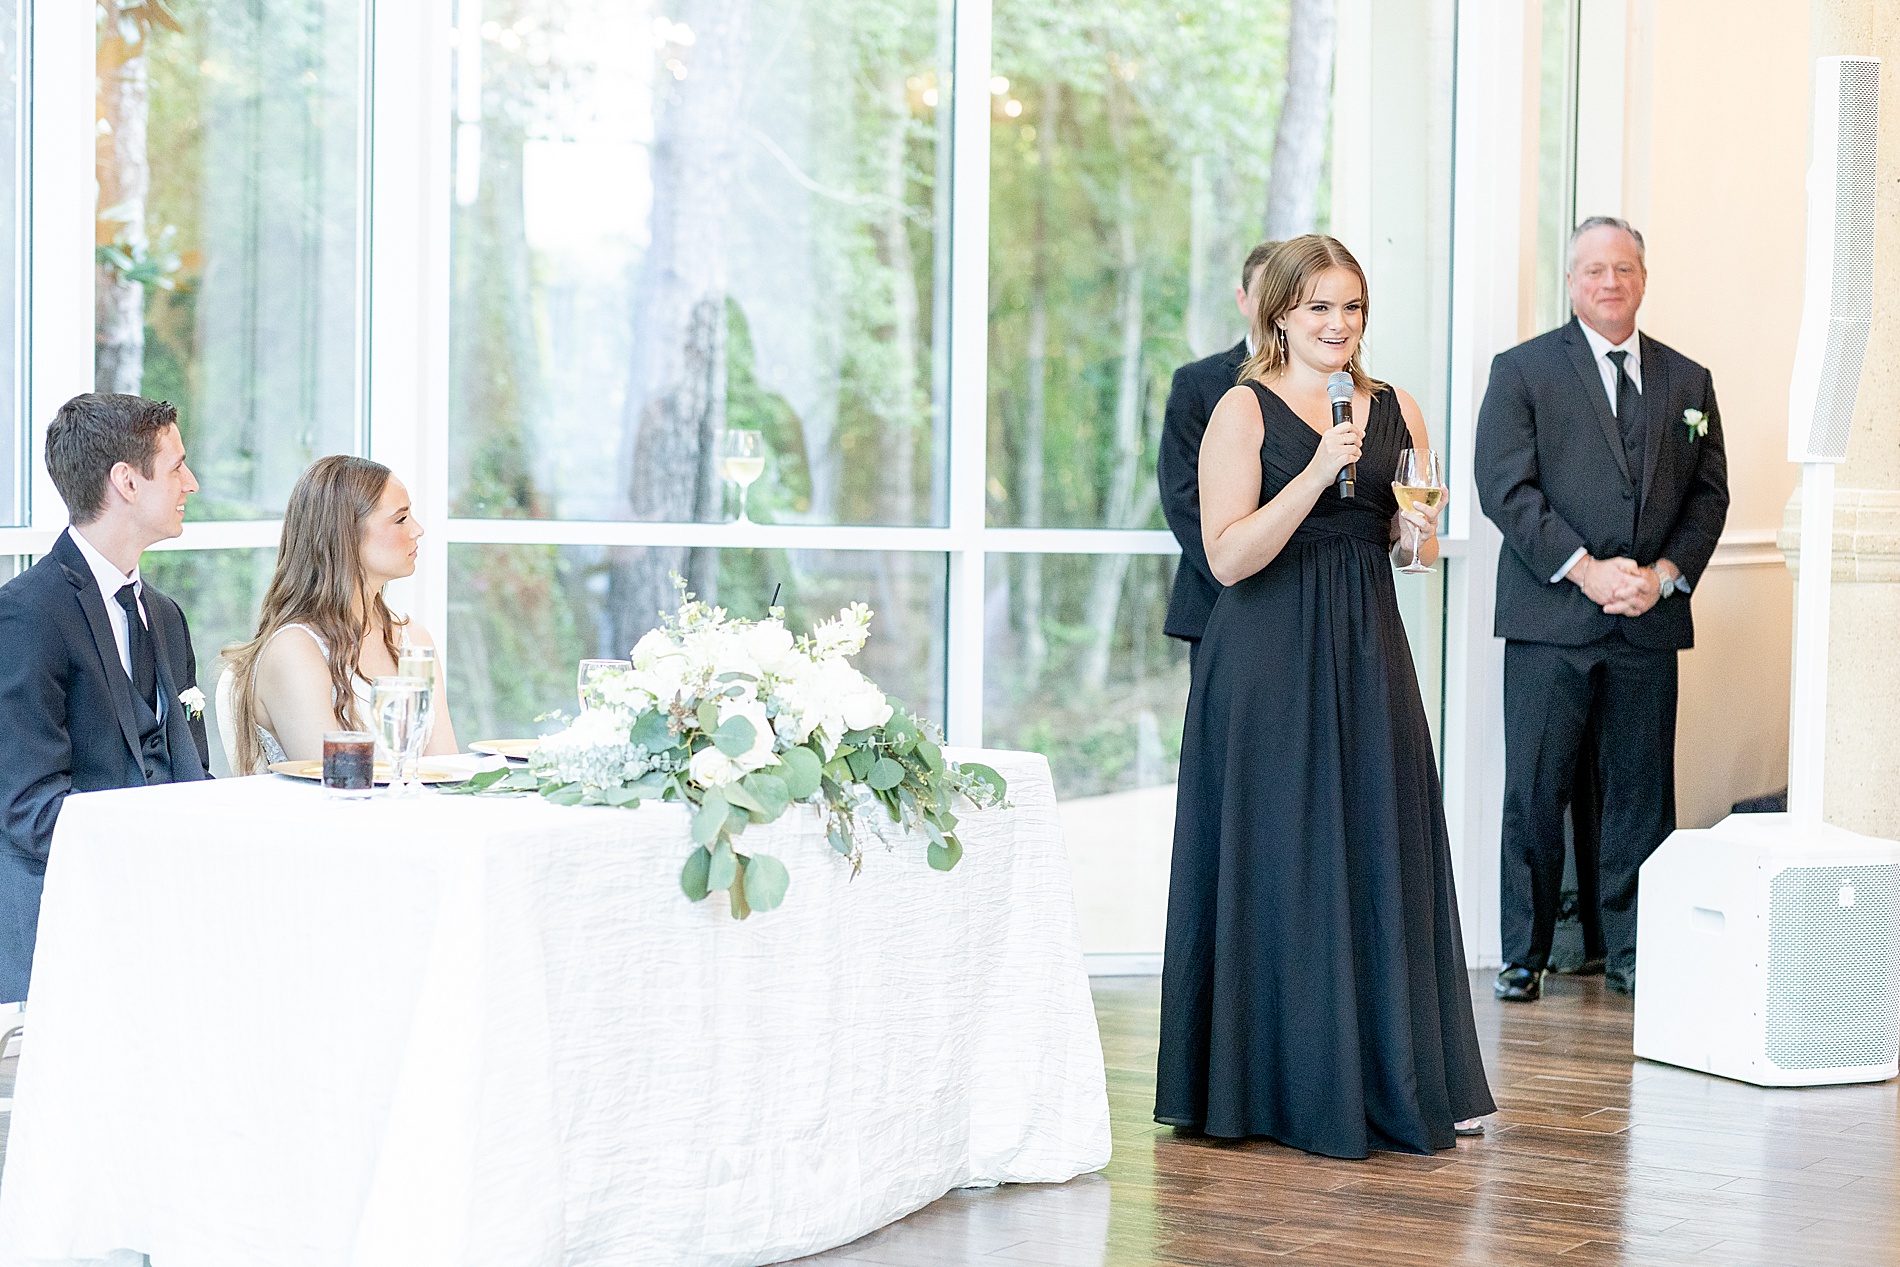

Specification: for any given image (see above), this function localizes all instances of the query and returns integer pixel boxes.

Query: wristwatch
[1657,569,1681,599]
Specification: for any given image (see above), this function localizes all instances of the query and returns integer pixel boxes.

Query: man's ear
[105,460,140,507]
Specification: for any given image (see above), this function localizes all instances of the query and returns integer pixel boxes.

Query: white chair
[214,666,239,775]
[0,1004,22,1113]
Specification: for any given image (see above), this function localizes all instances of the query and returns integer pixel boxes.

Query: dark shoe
[1554,956,1607,976]
[1494,965,1543,1001]
[1605,968,1635,998]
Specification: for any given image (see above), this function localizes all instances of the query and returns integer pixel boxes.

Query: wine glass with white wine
[720,429,766,524]
[1392,448,1445,575]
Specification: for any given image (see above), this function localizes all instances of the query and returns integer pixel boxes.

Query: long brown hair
[224,456,407,773]
[1237,234,1386,396]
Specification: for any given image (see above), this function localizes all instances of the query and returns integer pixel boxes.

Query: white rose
[719,698,777,771]
[711,648,761,686]
[566,706,631,748]
[630,650,691,707]
[742,622,796,675]
[629,628,677,667]
[842,687,893,732]
[595,672,652,712]
[688,745,740,787]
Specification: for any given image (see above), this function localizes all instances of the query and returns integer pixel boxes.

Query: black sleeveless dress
[1155,382,1495,1158]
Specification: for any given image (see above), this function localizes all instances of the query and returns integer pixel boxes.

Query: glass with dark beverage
[322,730,376,799]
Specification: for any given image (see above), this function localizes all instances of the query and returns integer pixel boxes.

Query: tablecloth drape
[0,749,1109,1267]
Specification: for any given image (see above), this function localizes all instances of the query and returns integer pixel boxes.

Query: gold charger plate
[268,760,468,786]
[469,738,541,761]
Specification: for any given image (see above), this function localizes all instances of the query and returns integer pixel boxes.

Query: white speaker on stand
[1632,55,1899,1087]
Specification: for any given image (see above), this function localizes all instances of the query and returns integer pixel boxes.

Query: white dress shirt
[68,525,159,710]
[1577,320,1643,412]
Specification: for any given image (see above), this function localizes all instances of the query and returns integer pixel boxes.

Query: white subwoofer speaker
[1634,814,1900,1087]
[1634,51,1898,1089]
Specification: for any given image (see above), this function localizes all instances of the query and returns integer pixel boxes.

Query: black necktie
[1606,349,1644,493]
[114,582,158,714]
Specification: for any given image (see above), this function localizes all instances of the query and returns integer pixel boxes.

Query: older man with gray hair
[1474,216,1730,1002]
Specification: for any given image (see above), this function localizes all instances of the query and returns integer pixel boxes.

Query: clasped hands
[1569,555,1670,617]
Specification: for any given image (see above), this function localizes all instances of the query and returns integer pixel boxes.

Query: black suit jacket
[0,528,211,1001]
[1475,318,1729,650]
[1159,338,1249,640]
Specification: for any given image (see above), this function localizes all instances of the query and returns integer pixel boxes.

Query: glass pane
[1394,564,1445,764]
[1534,0,1580,334]
[990,548,1442,953]
[0,0,16,527]
[448,544,946,742]
[139,547,279,777]
[97,2,364,521]
[984,552,1188,953]
[449,0,950,526]
[986,1,1303,529]
[1359,0,1458,464]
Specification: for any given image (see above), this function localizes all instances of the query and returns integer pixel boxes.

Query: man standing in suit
[1158,240,1278,671]
[1475,217,1728,1002]
[0,394,212,1003]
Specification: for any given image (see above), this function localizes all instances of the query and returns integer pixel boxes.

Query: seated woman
[224,455,457,772]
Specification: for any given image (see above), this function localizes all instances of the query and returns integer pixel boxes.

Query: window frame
[0,0,1475,742]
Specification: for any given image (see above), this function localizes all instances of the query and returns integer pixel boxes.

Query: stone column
[1777,3,1900,836]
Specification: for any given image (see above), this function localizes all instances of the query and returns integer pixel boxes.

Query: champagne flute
[720,429,766,524]
[397,644,437,762]
[371,677,429,797]
[578,658,631,712]
[1392,449,1445,575]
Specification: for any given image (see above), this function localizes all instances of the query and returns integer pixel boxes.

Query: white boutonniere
[178,686,207,720]
[1682,408,1709,440]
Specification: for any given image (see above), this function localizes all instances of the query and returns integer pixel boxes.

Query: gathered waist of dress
[1285,514,1391,549]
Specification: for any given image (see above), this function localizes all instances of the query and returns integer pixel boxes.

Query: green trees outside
[93,1,362,761]
[446,0,949,738]
[96,0,361,521]
[982,0,1334,793]
[85,0,1336,796]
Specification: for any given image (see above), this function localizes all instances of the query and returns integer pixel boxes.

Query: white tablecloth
[0,749,1109,1267]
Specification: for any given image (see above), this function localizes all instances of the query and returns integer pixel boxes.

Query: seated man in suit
[0,394,213,1004]
[1158,240,1279,672]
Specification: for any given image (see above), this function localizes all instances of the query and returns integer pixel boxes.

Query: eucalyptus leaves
[447,587,1006,918]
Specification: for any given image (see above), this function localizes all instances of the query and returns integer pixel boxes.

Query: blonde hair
[223,455,407,773]
[1237,234,1385,396]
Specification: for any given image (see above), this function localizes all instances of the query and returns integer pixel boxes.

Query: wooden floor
[0,974,1894,1266]
[797,972,1900,1267]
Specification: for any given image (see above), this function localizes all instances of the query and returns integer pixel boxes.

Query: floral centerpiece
[449,586,1006,919]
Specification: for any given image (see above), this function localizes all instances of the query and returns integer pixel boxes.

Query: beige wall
[1625,0,1810,825]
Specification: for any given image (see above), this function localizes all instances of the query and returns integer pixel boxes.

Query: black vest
[131,687,180,785]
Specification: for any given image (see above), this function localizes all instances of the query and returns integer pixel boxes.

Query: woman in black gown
[1155,235,1495,1158]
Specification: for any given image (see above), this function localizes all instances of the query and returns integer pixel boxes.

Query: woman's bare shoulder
[1210,382,1266,434]
[255,624,328,688]
[1389,385,1431,448]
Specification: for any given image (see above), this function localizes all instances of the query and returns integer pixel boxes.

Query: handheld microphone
[1326,371,1356,498]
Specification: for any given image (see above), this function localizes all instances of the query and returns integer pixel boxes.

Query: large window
[448,0,949,530]
[448,543,945,740]
[0,0,1467,958]
[986,0,1296,533]
[95,0,365,521]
